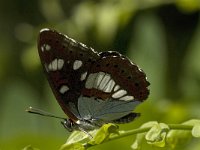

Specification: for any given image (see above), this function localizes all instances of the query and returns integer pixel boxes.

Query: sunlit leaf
[166,119,200,149]
[66,131,90,144]
[145,123,169,147]
[192,124,200,137]
[131,133,144,150]
[181,119,200,138]
[60,143,85,150]
[183,119,200,138]
[166,129,191,149]
[88,123,118,145]
[131,121,158,150]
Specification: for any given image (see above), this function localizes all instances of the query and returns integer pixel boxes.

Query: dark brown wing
[38,28,100,121]
[81,51,150,102]
[38,29,150,124]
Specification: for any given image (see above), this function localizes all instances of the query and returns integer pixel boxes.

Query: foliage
[0,0,200,149]
[22,120,200,150]
[57,120,200,150]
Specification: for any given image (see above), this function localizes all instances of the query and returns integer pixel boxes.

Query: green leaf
[60,143,85,150]
[62,124,118,149]
[166,129,191,149]
[61,131,91,150]
[166,119,200,149]
[88,123,118,145]
[145,123,169,147]
[184,119,200,138]
[131,121,158,150]
[66,131,90,144]
[131,133,144,150]
[192,124,200,137]
[181,119,200,138]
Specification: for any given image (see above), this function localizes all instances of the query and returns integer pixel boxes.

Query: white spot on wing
[51,59,58,71]
[119,95,134,101]
[41,44,51,52]
[45,44,51,51]
[98,74,111,90]
[104,79,115,93]
[112,89,127,99]
[48,59,64,71]
[94,72,105,88]
[81,72,87,81]
[59,85,69,94]
[70,38,77,44]
[114,85,120,91]
[73,60,83,70]
[40,28,50,33]
[57,59,64,70]
[79,42,87,48]
[85,73,98,89]
[48,62,52,70]
[41,45,44,52]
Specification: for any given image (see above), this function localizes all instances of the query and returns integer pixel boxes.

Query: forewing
[38,29,100,121]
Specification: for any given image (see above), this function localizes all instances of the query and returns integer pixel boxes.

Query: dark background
[0,0,200,149]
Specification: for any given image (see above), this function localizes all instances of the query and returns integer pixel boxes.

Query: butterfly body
[38,28,149,131]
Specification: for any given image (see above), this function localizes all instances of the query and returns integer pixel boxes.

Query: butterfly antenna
[26,106,66,120]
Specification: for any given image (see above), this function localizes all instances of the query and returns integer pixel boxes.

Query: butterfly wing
[38,29,150,127]
[82,51,149,101]
[38,28,100,121]
[78,51,150,123]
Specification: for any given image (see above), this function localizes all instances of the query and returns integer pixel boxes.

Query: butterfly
[37,28,150,132]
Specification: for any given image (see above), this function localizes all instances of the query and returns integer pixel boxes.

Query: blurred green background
[0,0,200,149]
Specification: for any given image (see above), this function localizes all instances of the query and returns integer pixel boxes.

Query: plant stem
[84,124,193,149]
[168,124,193,130]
